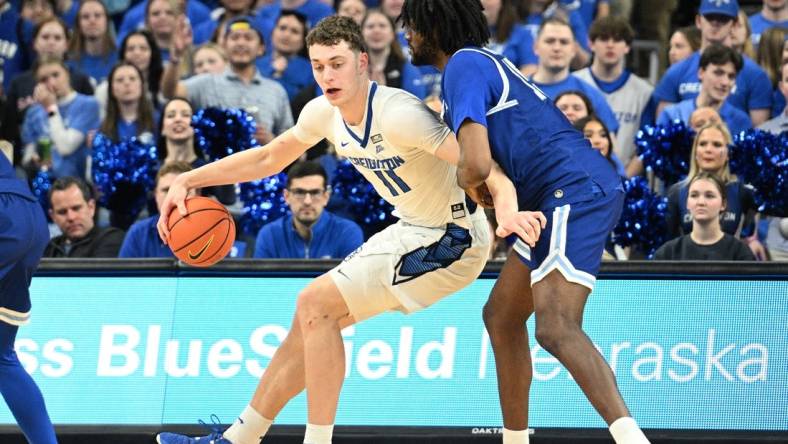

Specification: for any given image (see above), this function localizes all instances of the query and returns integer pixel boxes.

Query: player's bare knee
[534,319,569,355]
[295,289,332,330]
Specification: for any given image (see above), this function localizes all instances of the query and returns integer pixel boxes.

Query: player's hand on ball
[157,175,191,243]
[465,183,494,209]
[497,211,547,247]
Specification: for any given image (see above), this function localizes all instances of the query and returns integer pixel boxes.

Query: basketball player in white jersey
[155,15,546,444]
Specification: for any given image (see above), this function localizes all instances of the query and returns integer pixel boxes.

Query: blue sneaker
[156,415,232,444]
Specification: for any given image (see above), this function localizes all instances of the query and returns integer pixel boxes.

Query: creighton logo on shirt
[710,0,730,6]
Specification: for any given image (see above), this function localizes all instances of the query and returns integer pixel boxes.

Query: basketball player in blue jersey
[0,152,58,444]
[402,1,650,443]
[155,16,540,444]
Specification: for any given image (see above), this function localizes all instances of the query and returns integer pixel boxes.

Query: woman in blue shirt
[97,62,159,229]
[361,9,426,99]
[66,0,117,84]
[98,62,157,143]
[21,56,99,180]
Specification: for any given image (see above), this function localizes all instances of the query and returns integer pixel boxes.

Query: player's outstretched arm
[156,129,311,241]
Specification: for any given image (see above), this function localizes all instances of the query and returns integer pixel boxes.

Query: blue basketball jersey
[441,47,622,211]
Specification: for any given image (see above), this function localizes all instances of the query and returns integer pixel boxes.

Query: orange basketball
[167,196,236,267]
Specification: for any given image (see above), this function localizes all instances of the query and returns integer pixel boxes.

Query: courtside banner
[2,277,785,429]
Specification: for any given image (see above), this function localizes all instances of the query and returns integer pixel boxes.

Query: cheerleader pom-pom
[91,133,158,217]
[635,121,695,185]
[730,129,788,217]
[612,176,669,258]
[31,169,55,219]
[239,172,289,236]
[330,159,396,234]
[192,107,258,162]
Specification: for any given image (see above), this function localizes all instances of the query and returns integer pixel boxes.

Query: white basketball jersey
[292,82,472,228]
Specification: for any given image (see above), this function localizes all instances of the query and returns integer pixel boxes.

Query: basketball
[166,196,235,267]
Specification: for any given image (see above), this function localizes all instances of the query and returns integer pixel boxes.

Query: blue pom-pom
[330,159,396,235]
[31,169,54,220]
[730,129,788,217]
[91,133,159,218]
[636,121,695,185]
[238,172,289,236]
[612,177,669,258]
[192,108,257,161]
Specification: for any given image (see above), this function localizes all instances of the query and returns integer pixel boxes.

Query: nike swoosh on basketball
[188,235,214,260]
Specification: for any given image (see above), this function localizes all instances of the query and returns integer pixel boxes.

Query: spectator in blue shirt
[657,44,752,137]
[119,161,196,257]
[254,160,364,259]
[361,9,426,99]
[1,17,93,164]
[749,0,788,48]
[256,10,315,100]
[529,17,620,134]
[66,0,117,85]
[117,0,211,45]
[98,62,158,143]
[0,0,33,91]
[653,0,773,127]
[21,56,100,179]
[192,0,256,45]
[255,0,333,44]
[481,0,521,55]
[144,0,178,63]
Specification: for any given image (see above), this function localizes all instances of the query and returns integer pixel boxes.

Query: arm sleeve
[745,63,774,110]
[253,226,276,258]
[380,94,451,155]
[182,73,213,108]
[291,96,334,146]
[48,114,86,156]
[652,63,683,103]
[442,51,496,132]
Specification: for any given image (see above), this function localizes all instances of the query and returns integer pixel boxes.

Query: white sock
[303,423,334,444]
[502,427,529,444]
[222,405,273,444]
[609,417,650,444]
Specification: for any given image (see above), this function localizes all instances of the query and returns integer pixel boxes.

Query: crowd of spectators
[0,0,785,262]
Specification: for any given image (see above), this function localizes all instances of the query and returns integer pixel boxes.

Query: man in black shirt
[44,176,124,257]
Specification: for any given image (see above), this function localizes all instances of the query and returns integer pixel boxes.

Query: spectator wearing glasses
[253,160,363,259]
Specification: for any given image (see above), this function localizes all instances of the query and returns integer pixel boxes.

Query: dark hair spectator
[67,0,118,84]
[44,176,125,257]
[254,160,364,259]
[361,9,426,99]
[655,172,755,261]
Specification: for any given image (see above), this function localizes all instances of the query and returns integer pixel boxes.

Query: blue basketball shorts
[0,194,49,326]
[513,187,624,291]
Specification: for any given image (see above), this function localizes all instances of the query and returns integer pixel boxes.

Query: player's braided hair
[400,0,489,55]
